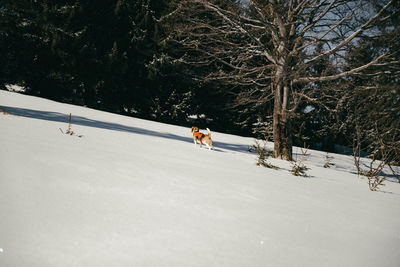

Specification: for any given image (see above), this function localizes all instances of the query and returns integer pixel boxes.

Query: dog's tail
[206,128,214,148]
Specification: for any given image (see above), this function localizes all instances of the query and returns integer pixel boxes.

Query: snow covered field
[1,90,399,267]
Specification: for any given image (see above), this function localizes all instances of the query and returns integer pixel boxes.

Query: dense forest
[1,0,399,162]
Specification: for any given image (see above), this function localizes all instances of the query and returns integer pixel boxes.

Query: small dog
[191,126,213,149]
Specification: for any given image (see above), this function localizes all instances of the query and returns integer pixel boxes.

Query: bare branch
[307,0,393,64]
[294,51,389,83]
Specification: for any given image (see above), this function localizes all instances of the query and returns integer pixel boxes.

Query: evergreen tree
[0,0,78,100]
[338,0,400,164]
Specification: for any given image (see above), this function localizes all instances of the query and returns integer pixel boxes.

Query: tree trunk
[272,68,293,160]
[273,101,293,160]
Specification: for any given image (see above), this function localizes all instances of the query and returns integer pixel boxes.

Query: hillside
[1,90,399,267]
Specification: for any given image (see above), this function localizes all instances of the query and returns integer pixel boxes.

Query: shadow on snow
[1,105,251,154]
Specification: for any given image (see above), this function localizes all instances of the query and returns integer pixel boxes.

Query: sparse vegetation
[365,159,386,191]
[0,108,11,115]
[59,113,83,138]
[253,138,278,170]
[352,123,399,191]
[323,153,335,168]
[290,147,310,177]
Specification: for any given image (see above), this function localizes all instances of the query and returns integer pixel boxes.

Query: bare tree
[165,0,395,160]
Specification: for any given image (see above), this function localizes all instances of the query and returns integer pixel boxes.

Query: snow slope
[1,90,399,267]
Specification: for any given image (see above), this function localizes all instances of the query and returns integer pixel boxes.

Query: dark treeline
[0,0,245,135]
[1,0,399,162]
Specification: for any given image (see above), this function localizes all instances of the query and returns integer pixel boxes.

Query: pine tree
[338,1,400,164]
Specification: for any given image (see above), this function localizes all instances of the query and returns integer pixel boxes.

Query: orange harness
[193,131,205,144]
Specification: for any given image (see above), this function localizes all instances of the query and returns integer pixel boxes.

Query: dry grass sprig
[323,153,335,168]
[253,138,279,170]
[59,113,83,138]
[0,108,12,115]
[290,147,311,177]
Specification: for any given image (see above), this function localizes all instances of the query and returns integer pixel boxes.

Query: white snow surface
[1,90,399,267]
